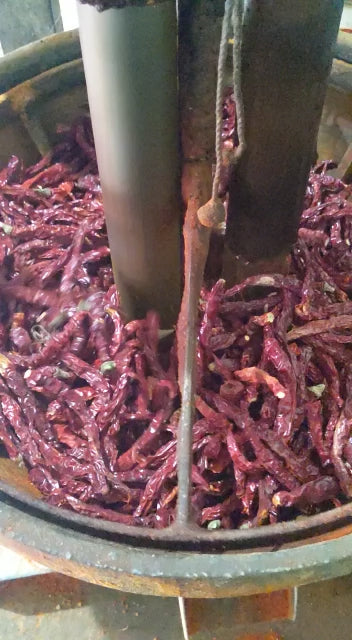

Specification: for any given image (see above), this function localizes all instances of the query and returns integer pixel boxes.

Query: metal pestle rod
[175,200,211,526]
[224,0,344,280]
[77,1,180,327]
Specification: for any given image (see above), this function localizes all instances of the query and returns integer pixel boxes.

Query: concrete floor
[1,572,352,639]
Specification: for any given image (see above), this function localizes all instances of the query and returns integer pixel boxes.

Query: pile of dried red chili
[1,116,352,530]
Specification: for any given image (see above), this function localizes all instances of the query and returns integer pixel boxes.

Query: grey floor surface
[0,571,352,639]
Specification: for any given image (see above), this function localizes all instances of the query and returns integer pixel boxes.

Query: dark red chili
[0,118,352,529]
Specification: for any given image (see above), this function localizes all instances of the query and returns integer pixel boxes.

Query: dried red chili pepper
[273,476,339,509]
[332,372,352,496]
[0,120,352,530]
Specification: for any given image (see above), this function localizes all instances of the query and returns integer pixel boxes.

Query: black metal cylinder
[226,0,344,265]
[77,1,180,326]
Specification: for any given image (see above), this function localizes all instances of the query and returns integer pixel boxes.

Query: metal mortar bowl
[1,30,352,598]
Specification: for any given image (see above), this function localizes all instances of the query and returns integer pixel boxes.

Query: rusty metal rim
[1,29,352,561]
[2,477,352,552]
[0,64,351,557]
[0,30,81,94]
[0,58,85,116]
[2,490,352,597]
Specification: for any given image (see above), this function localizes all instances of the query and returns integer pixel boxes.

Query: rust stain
[184,590,293,635]
[235,632,283,640]
[0,458,42,499]
[311,522,352,543]
[277,521,352,551]
[6,83,37,114]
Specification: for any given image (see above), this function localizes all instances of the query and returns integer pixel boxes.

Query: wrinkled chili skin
[1,121,352,529]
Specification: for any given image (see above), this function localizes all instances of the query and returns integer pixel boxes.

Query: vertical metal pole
[175,0,224,526]
[176,202,210,527]
[77,1,180,326]
[225,0,344,274]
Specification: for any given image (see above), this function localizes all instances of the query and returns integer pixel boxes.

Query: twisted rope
[212,0,235,201]
[198,0,245,229]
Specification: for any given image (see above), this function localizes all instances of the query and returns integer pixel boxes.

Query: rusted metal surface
[178,0,223,208]
[0,58,87,166]
[182,589,296,636]
[3,453,352,552]
[0,460,42,500]
[4,491,352,597]
[176,201,210,526]
[235,634,283,640]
